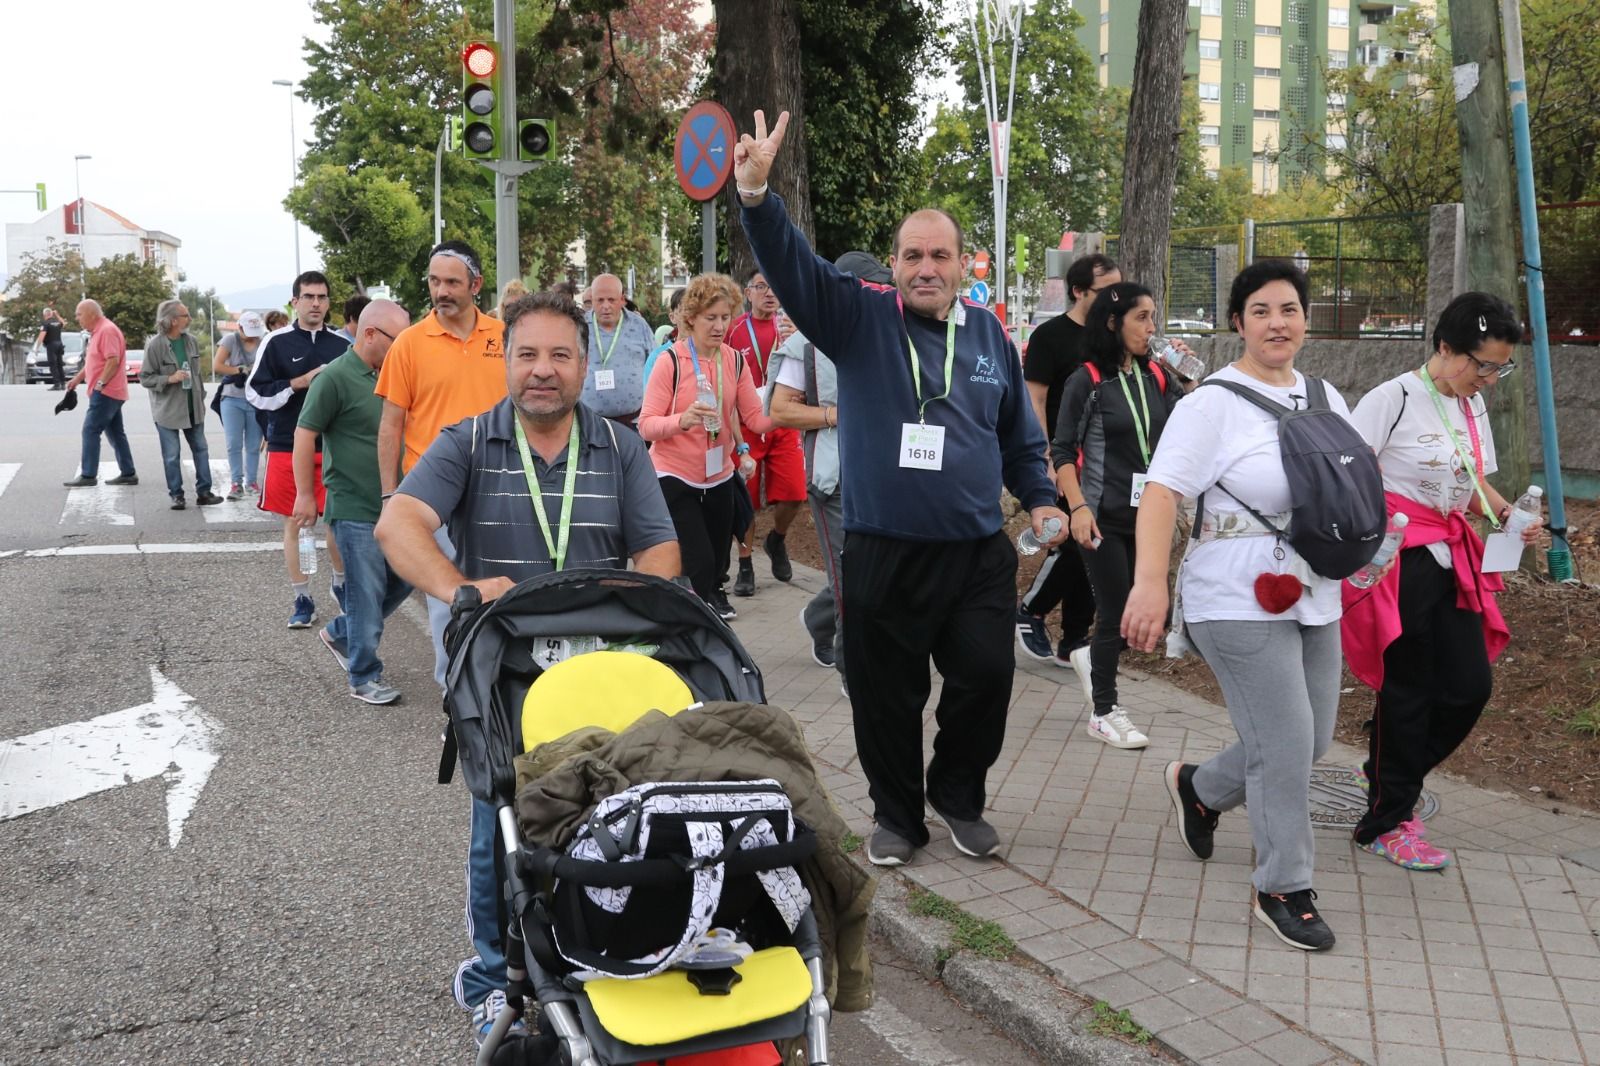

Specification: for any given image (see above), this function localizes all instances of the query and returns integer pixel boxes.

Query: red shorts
[259,449,326,517]
[745,426,806,507]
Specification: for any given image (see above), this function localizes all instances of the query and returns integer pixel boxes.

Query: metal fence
[1532,201,1600,344]
[1253,212,1430,339]
[1105,224,1246,332]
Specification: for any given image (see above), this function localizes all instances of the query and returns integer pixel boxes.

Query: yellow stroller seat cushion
[581,946,811,1047]
[522,649,695,751]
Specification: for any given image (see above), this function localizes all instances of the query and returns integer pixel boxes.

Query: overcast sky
[1,1,964,305]
[1,0,327,302]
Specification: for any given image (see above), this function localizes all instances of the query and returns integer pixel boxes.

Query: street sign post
[675,101,736,274]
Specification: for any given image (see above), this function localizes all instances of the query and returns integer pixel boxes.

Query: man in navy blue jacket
[736,110,1068,867]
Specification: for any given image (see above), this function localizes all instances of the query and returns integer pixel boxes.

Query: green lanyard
[511,415,582,570]
[591,315,622,366]
[1115,367,1153,466]
[1418,363,1499,530]
[898,295,958,424]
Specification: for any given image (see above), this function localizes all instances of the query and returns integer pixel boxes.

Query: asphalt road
[0,384,1036,1065]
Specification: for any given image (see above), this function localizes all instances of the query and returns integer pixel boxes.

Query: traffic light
[445,115,462,154]
[35,183,46,211]
[460,41,501,159]
[1012,233,1030,277]
[518,119,556,162]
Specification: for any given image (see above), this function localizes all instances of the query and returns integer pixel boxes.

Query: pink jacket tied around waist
[1340,491,1509,691]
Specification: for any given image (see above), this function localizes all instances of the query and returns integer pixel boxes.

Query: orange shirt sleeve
[638,345,682,442]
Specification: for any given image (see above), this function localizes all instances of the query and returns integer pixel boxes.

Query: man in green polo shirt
[294,299,413,704]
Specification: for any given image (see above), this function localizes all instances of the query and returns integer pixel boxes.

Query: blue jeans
[79,391,135,479]
[323,519,411,686]
[454,796,507,1009]
[156,422,213,498]
[220,396,263,486]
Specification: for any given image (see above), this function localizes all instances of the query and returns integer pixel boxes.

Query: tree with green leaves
[83,254,177,344]
[285,164,430,294]
[0,241,83,340]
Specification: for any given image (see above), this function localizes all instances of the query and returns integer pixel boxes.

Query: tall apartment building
[1072,0,1435,194]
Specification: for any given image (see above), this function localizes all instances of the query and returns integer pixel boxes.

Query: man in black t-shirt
[36,308,67,390]
[1017,254,1119,684]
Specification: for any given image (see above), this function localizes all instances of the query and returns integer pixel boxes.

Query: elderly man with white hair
[578,272,656,429]
[63,299,139,488]
[141,299,222,509]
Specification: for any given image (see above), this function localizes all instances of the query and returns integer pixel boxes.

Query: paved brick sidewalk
[728,563,1600,1066]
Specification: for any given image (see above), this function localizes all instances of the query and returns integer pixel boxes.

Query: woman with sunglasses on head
[1341,292,1540,871]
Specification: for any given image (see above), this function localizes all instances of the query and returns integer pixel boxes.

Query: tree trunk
[1117,0,1187,317]
[1452,0,1531,501]
[712,0,813,283]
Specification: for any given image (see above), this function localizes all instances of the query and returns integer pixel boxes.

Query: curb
[866,873,1180,1066]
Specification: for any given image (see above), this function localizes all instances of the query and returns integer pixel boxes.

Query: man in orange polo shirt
[375,239,507,688]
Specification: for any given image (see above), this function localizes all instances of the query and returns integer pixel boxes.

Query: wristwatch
[736,443,751,456]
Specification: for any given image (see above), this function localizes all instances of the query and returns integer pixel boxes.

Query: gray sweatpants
[1187,619,1341,894]
[802,487,845,674]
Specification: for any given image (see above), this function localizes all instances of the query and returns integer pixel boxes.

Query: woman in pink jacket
[640,273,773,620]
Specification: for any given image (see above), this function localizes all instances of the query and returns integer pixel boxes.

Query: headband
[433,248,481,279]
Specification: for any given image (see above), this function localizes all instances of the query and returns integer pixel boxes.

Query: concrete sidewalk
[727,562,1600,1066]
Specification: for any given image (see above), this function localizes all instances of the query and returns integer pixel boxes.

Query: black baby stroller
[442,569,833,1066]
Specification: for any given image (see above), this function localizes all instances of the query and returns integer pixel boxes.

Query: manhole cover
[1301,765,1438,831]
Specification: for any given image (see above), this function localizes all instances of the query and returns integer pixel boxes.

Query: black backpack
[1200,377,1385,580]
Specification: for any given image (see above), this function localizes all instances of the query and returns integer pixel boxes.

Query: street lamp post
[271,79,301,276]
[73,154,91,298]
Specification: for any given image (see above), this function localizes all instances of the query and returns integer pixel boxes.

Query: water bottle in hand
[181,369,193,391]
[298,527,317,575]
[1348,513,1410,588]
[1018,516,1063,556]
[695,373,720,433]
[1502,485,1543,538]
[1149,335,1206,381]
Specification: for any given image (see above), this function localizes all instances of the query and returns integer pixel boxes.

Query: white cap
[1527,485,1544,497]
[237,311,266,337]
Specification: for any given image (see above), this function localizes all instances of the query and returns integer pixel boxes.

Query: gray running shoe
[349,680,401,705]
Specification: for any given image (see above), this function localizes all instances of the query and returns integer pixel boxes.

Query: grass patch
[906,887,1016,961]
[1086,1001,1153,1045]
[1566,700,1600,738]
[840,831,862,854]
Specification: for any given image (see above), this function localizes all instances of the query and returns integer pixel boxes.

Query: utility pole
[1450,0,1529,498]
[488,0,533,294]
[967,0,1023,324]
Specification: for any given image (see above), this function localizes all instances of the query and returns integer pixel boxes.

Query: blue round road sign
[675,101,737,202]
[967,280,991,306]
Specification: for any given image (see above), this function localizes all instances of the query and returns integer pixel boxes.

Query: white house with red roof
[5,198,181,288]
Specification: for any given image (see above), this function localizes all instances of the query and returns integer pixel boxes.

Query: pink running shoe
[1361,819,1451,871]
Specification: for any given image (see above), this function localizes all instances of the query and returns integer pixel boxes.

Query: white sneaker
[1087,706,1149,749]
[1067,644,1095,706]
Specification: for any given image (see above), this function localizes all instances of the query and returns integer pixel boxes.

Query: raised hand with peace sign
[732,109,791,202]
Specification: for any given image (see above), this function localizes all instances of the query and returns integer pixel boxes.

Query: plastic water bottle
[1018,516,1063,556]
[1149,335,1206,380]
[1348,513,1410,588]
[695,373,720,433]
[181,369,193,391]
[1502,485,1544,538]
[298,527,317,575]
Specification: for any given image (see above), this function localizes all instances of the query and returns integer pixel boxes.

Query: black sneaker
[170,495,187,510]
[105,473,139,486]
[62,475,97,488]
[1254,889,1335,951]
[733,558,756,597]
[1015,608,1053,661]
[195,492,224,506]
[764,530,793,582]
[710,590,737,621]
[929,803,1001,858]
[1165,761,1220,861]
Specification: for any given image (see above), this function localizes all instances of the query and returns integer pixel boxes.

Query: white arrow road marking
[59,463,136,527]
[0,665,221,848]
[0,463,19,501]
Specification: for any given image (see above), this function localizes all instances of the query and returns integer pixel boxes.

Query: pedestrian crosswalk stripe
[182,460,272,524]
[60,463,136,526]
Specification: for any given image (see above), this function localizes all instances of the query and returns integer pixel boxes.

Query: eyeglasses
[746,282,771,293]
[371,325,396,341]
[1461,351,1516,379]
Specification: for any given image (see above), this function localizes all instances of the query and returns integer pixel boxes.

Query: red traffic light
[463,42,497,77]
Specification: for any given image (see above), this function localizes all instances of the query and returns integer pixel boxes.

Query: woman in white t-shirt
[1122,261,1349,952]
[1341,292,1538,872]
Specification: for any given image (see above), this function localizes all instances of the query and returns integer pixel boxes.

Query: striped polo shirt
[396,398,676,582]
